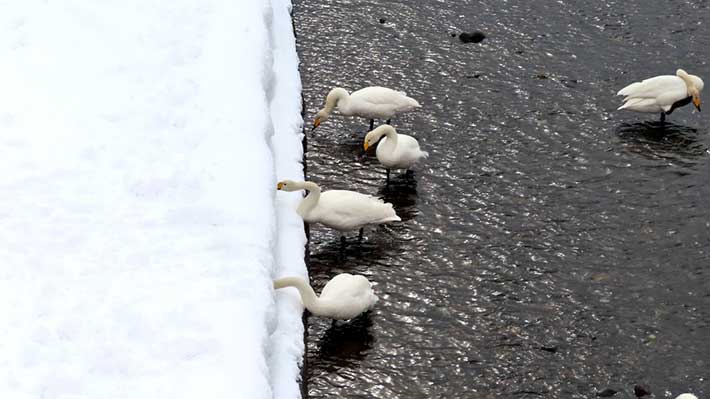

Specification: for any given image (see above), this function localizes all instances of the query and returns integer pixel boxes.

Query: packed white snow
[0,0,306,398]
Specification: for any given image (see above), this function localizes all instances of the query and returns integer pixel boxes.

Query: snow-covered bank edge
[267,0,307,397]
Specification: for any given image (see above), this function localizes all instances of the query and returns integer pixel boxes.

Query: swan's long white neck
[296,181,321,217]
[324,87,351,114]
[273,276,323,313]
[375,125,398,152]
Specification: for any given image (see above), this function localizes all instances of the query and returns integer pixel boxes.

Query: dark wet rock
[459,31,486,43]
[535,74,548,79]
[597,388,618,397]
[450,32,456,37]
[379,18,386,24]
[539,345,558,353]
[515,50,525,54]
[634,385,651,397]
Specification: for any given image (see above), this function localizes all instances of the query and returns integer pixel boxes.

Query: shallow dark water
[293,0,710,397]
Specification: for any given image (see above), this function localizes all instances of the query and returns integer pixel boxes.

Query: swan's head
[677,69,703,111]
[312,109,329,131]
[363,125,394,151]
[277,179,300,192]
[690,87,702,111]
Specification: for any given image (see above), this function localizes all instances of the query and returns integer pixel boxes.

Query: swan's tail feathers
[420,150,430,159]
[370,294,379,307]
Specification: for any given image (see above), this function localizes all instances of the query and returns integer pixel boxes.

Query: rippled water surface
[293,0,710,397]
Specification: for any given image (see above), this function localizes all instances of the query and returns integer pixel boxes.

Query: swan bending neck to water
[313,86,421,131]
[617,68,703,122]
[276,179,400,241]
[274,276,322,314]
[364,124,428,182]
[277,180,321,218]
[273,274,378,320]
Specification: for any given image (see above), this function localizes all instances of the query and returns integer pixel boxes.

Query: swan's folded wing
[352,86,420,108]
[617,75,687,104]
[320,190,400,224]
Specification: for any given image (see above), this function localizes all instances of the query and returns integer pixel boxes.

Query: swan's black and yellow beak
[363,141,370,151]
[693,96,701,112]
[277,182,284,190]
[312,117,321,131]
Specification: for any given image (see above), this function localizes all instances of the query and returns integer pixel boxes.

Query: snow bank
[0,0,305,398]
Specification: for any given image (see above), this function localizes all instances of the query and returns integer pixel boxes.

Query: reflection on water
[312,313,376,371]
[616,122,706,164]
[295,0,710,397]
[379,172,419,222]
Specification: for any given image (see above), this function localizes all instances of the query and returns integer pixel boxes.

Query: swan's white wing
[314,190,399,230]
[617,75,688,108]
[321,274,368,298]
[398,134,423,153]
[351,86,420,108]
[320,274,377,318]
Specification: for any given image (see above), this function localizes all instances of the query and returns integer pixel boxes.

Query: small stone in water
[379,18,386,24]
[459,31,486,43]
[597,388,618,397]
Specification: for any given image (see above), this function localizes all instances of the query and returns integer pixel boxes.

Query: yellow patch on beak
[277,182,284,190]
[363,142,370,151]
[693,96,701,111]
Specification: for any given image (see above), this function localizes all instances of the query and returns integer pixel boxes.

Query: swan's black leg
[660,112,666,122]
[386,169,390,184]
[358,227,364,241]
[340,235,346,246]
[386,119,391,125]
[369,119,374,131]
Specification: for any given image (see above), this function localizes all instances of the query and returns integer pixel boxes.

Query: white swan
[675,395,698,399]
[276,180,400,239]
[313,86,421,131]
[617,69,703,121]
[273,273,378,320]
[364,124,429,182]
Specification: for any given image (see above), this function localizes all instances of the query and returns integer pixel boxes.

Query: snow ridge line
[266,0,307,398]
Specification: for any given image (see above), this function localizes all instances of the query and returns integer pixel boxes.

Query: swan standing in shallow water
[364,124,429,182]
[617,69,703,122]
[277,180,400,241]
[273,274,378,320]
[312,86,421,131]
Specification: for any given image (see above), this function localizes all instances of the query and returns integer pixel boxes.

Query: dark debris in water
[633,385,651,397]
[597,388,618,397]
[459,31,486,43]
